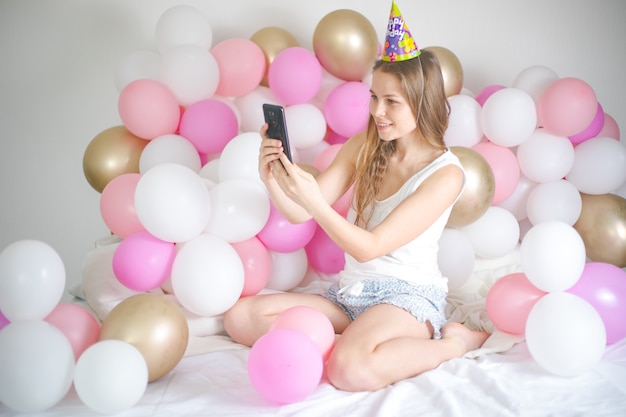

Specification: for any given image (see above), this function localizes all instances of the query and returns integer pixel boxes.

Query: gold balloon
[447,146,495,227]
[100,293,189,382]
[574,193,626,267]
[423,46,464,97]
[313,9,378,81]
[83,125,148,193]
[250,26,300,87]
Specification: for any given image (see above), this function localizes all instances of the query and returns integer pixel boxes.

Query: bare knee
[325,348,383,392]
[223,296,263,346]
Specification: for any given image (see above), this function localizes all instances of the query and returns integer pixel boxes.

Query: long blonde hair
[352,49,450,228]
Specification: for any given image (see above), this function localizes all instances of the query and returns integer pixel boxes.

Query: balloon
[179,99,239,155]
[520,221,586,292]
[312,9,378,81]
[139,133,201,173]
[115,50,161,92]
[0,321,74,413]
[526,180,582,226]
[305,225,345,274]
[565,136,626,195]
[324,81,370,138]
[481,87,537,147]
[516,128,575,183]
[251,26,300,86]
[460,206,520,258]
[526,292,606,376]
[100,173,145,238]
[512,65,559,104]
[268,47,323,105]
[0,240,65,321]
[573,193,626,267]
[155,5,212,53]
[83,125,148,193]
[45,303,101,360]
[472,141,520,205]
[437,228,475,290]
[74,340,148,414]
[112,231,176,291]
[212,38,266,97]
[568,103,605,145]
[0,310,9,330]
[135,163,211,243]
[248,328,323,404]
[171,234,245,316]
[568,262,626,344]
[270,306,335,360]
[496,174,536,221]
[267,248,309,291]
[447,146,495,227]
[537,77,598,137]
[218,131,264,185]
[444,94,483,148]
[118,79,181,139]
[597,112,620,140]
[257,203,316,253]
[285,103,327,149]
[474,84,505,106]
[233,85,280,133]
[486,272,546,335]
[99,293,188,382]
[423,46,463,97]
[231,237,272,297]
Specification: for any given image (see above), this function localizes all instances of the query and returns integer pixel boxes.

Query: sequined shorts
[322,278,447,339]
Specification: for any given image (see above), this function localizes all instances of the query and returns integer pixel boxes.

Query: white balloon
[206,179,270,242]
[0,240,65,321]
[74,340,148,414]
[0,321,74,413]
[519,221,586,292]
[437,228,475,290]
[139,134,201,173]
[526,292,606,377]
[233,86,279,133]
[517,128,575,183]
[461,206,520,259]
[512,65,559,104]
[266,248,309,291]
[155,5,213,54]
[481,88,537,147]
[115,50,161,93]
[135,163,211,243]
[171,233,244,316]
[218,132,263,184]
[200,158,221,184]
[497,174,537,221]
[566,136,626,195]
[444,94,483,148]
[285,103,327,149]
[526,180,582,226]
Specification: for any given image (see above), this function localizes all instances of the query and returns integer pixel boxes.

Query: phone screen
[263,103,293,162]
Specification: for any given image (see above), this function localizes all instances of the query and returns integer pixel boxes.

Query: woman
[224,48,489,392]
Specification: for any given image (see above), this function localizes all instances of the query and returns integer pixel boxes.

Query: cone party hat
[382,1,420,62]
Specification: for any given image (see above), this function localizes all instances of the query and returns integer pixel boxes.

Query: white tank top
[338,149,463,292]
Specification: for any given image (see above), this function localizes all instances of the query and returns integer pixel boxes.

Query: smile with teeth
[377,122,392,129]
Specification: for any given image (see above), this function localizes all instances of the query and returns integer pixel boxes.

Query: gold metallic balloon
[313,9,378,81]
[100,293,189,382]
[423,46,464,97]
[83,125,148,193]
[447,146,495,227]
[574,193,626,267]
[250,26,300,87]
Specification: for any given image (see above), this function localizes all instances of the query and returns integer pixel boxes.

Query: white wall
[0,0,624,295]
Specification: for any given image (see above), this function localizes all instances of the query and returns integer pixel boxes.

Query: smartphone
[262,103,293,162]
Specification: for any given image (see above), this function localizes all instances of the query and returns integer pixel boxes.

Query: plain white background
[0,0,624,295]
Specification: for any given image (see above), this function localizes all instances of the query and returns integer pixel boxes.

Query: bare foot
[441,322,490,357]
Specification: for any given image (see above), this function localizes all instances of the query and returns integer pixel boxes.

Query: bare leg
[223,292,351,347]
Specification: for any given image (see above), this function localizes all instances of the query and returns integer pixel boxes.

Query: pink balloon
[45,303,101,360]
[472,141,520,205]
[100,173,145,238]
[270,306,335,360]
[268,47,323,105]
[568,103,605,145]
[597,113,621,140]
[312,143,341,172]
[248,328,323,404]
[112,231,176,291]
[0,309,9,331]
[324,128,348,145]
[537,77,598,137]
[324,81,370,138]
[568,262,626,345]
[212,38,266,97]
[486,272,547,335]
[118,79,180,139]
[305,225,345,274]
[230,237,272,297]
[257,204,316,253]
[179,99,239,154]
[475,84,505,106]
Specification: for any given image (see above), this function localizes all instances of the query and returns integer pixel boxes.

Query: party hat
[382,1,420,62]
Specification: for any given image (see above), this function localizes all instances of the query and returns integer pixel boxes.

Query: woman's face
[369,70,417,142]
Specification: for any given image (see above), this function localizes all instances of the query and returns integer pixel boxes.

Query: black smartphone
[262,103,293,162]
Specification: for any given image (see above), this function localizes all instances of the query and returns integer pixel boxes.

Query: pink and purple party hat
[382,1,420,62]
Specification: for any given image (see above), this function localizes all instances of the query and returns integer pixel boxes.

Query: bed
[3,236,625,417]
